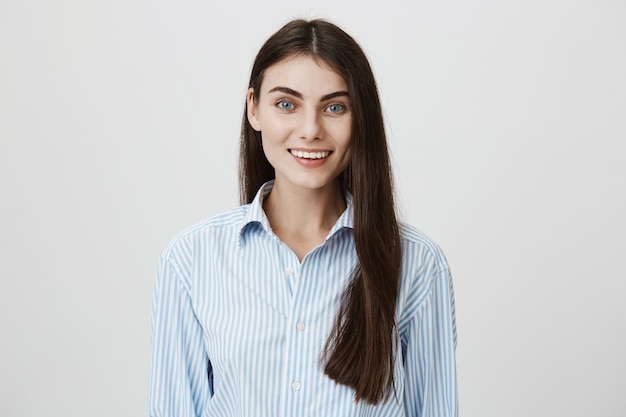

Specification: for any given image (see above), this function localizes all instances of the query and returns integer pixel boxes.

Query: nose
[299,108,322,140]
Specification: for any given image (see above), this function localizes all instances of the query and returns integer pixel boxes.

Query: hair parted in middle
[239,19,402,405]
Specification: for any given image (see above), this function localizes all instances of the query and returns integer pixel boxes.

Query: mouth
[289,149,332,160]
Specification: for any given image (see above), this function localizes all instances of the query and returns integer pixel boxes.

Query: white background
[1,0,625,416]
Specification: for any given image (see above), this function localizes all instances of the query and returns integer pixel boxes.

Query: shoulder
[160,204,250,260]
[396,223,455,328]
[398,222,450,273]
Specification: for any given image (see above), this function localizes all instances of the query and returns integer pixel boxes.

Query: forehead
[260,55,348,96]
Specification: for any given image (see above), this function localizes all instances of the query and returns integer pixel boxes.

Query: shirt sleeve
[147,256,212,417]
[402,267,458,417]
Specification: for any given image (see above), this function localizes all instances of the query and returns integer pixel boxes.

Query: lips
[289,149,331,159]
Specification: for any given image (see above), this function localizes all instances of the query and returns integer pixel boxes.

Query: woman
[148,19,457,417]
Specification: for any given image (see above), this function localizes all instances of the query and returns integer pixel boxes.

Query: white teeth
[290,150,330,159]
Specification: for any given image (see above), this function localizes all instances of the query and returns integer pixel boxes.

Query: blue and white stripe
[148,181,457,417]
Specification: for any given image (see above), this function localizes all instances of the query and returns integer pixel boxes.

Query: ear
[246,88,261,132]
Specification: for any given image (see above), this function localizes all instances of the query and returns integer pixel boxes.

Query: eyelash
[326,103,345,114]
[275,100,346,114]
[277,100,294,111]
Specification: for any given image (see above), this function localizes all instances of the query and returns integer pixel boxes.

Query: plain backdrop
[1,0,625,416]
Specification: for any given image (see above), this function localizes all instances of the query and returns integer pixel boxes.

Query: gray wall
[1,0,624,416]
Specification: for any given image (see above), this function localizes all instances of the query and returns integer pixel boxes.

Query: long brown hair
[239,19,402,404]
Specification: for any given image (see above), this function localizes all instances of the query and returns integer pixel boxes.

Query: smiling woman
[246,55,353,206]
[148,19,457,417]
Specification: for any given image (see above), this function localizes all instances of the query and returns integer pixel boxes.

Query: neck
[263,180,346,254]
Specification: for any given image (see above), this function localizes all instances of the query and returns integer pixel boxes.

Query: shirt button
[284,267,294,276]
[291,381,301,391]
[296,322,305,331]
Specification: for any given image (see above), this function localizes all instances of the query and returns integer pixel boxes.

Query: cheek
[339,124,353,166]
[259,115,292,142]
[259,127,287,166]
[339,123,352,150]
[340,114,352,139]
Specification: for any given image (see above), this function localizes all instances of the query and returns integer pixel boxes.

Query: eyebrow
[267,86,349,102]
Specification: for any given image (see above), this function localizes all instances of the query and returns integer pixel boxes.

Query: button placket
[284,256,314,402]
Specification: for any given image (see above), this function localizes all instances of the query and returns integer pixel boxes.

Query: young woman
[148,19,457,417]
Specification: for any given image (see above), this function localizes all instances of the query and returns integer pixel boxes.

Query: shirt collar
[326,193,354,240]
[238,180,274,246]
[238,180,354,247]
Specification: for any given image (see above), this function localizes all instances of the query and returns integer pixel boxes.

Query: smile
[289,149,331,160]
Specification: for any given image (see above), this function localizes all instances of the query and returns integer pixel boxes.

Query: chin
[286,175,341,192]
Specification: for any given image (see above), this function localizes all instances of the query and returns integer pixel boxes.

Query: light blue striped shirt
[148,181,457,417]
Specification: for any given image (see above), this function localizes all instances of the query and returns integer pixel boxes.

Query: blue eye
[326,104,344,113]
[278,100,294,111]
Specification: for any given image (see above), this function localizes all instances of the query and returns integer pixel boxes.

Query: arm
[147,256,212,417]
[402,267,458,417]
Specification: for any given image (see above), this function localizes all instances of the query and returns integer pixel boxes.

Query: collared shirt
[148,181,457,417]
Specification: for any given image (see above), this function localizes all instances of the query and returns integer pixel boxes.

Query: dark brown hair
[239,19,402,404]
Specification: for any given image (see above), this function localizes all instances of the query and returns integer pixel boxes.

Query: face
[247,55,352,195]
